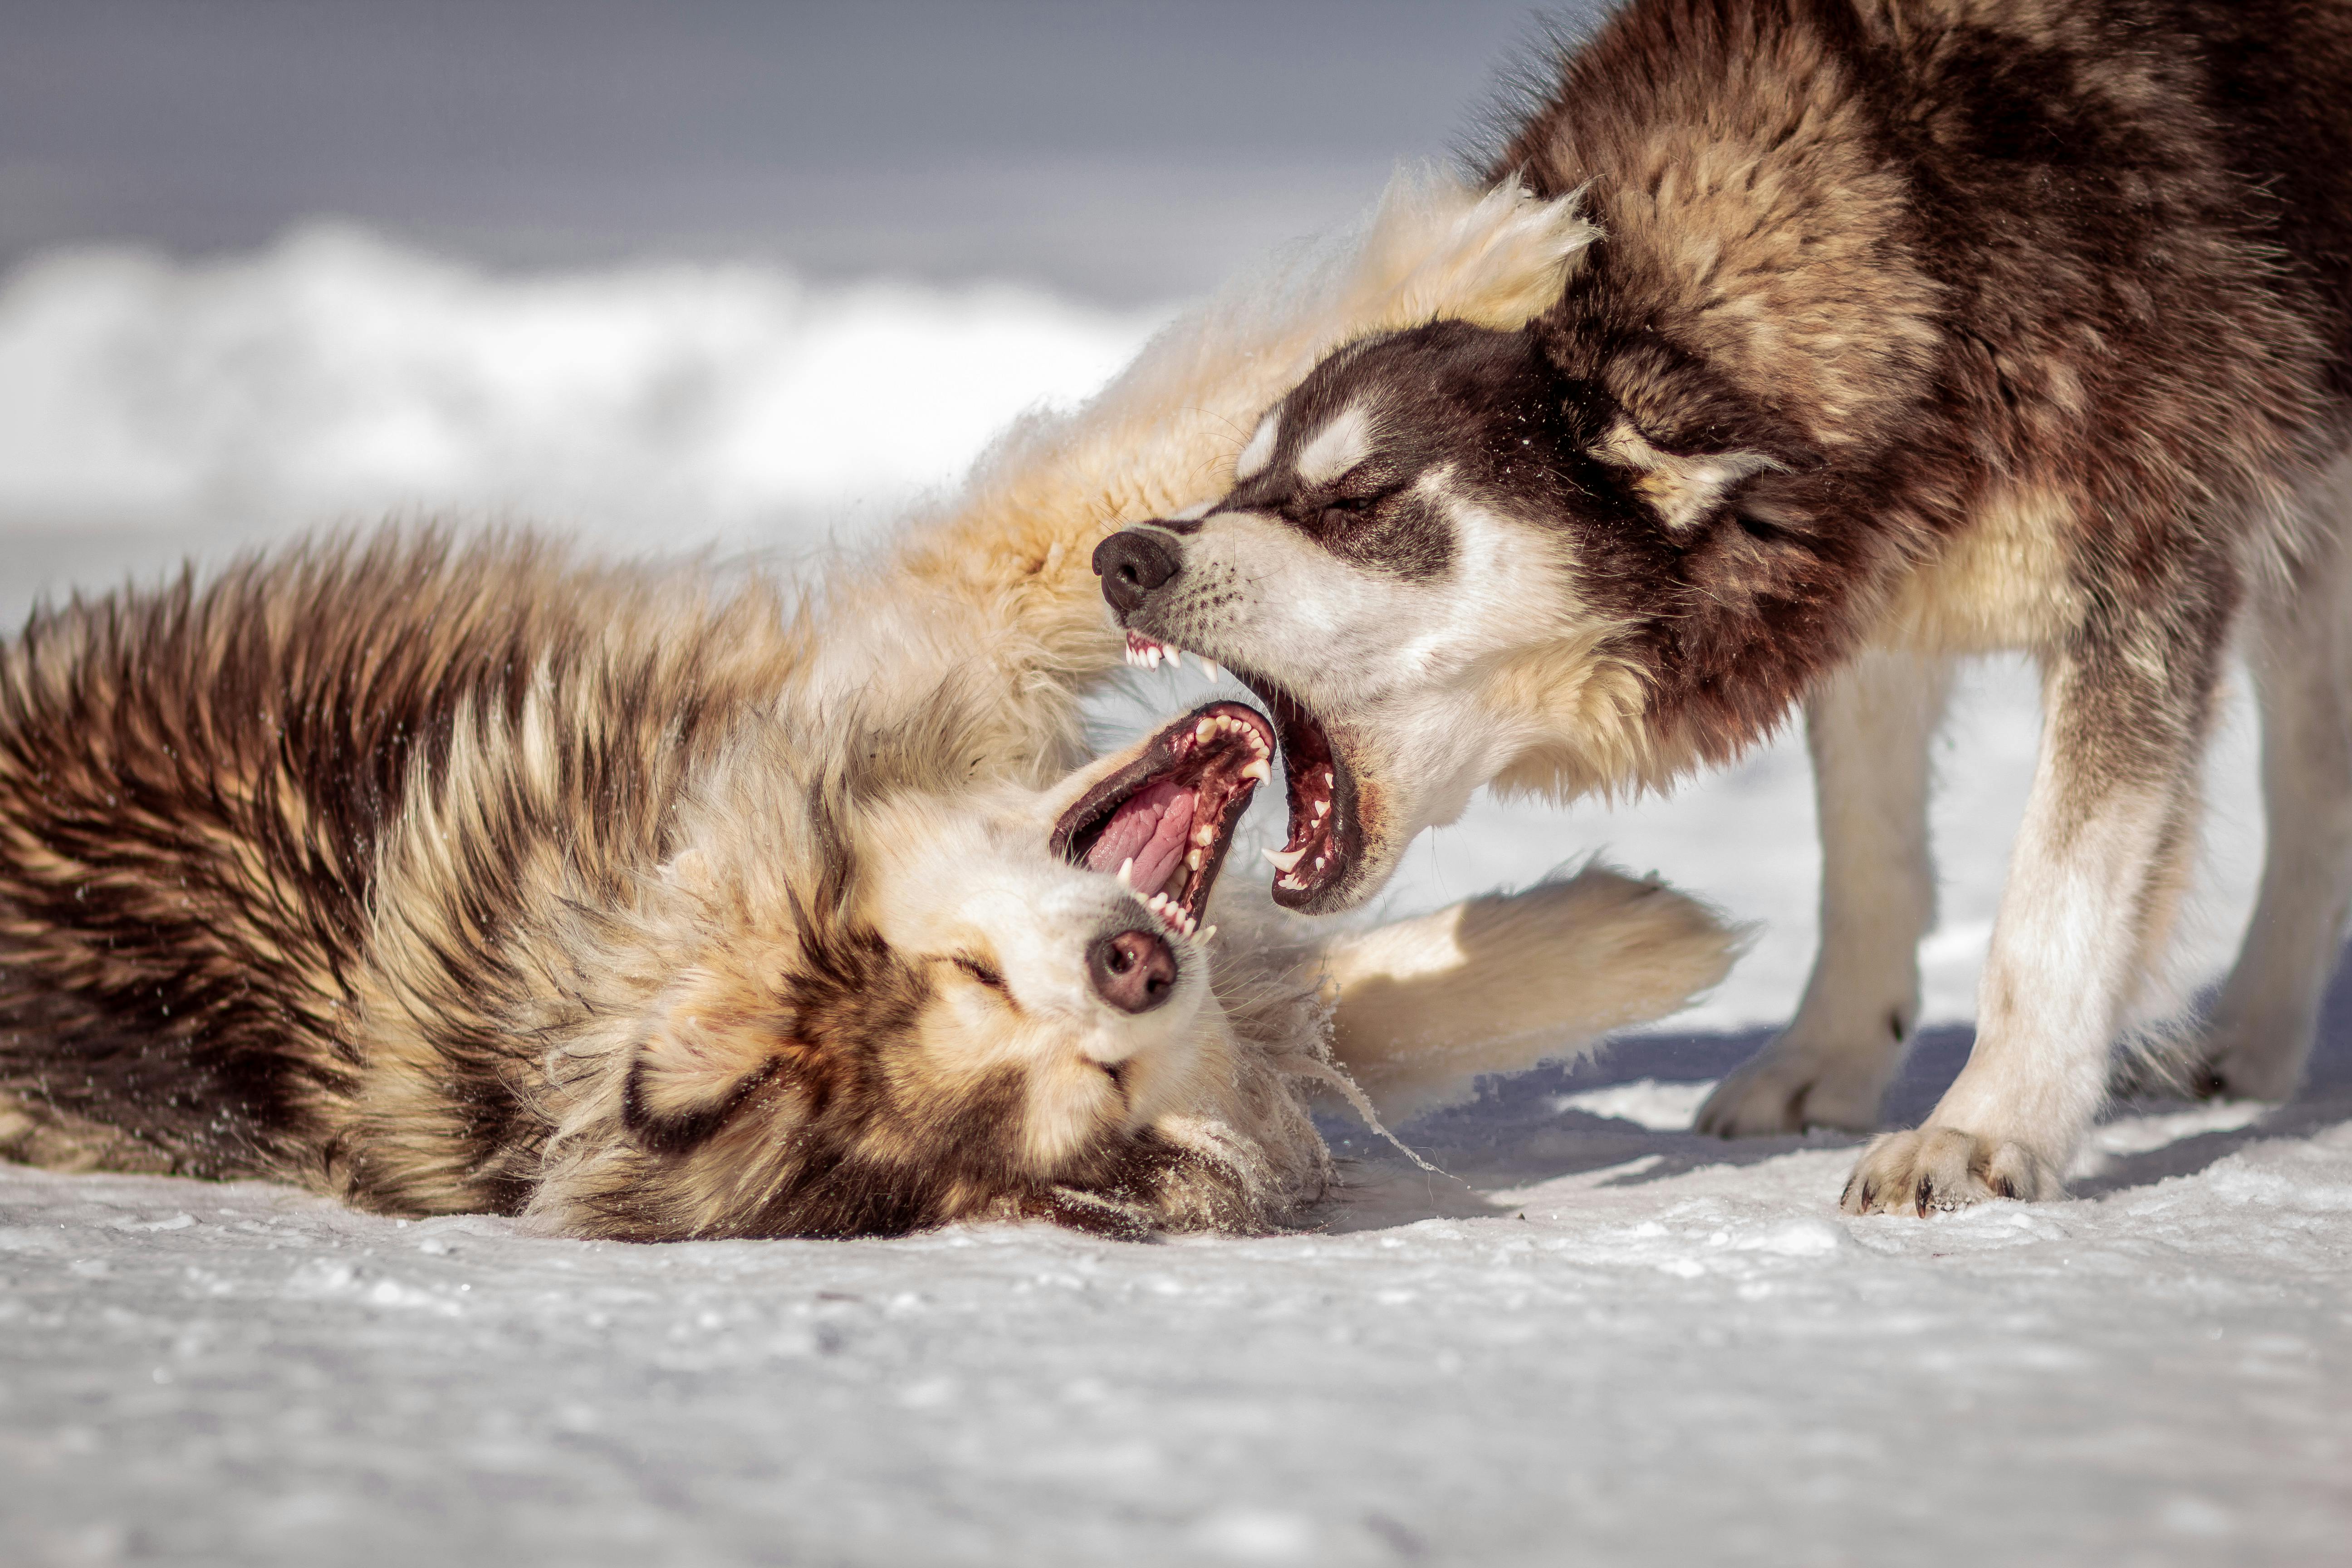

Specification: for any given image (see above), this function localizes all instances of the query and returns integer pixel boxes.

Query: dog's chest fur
[1867,484,2080,654]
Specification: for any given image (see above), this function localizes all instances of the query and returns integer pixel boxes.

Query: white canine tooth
[1193,825,1214,846]
[1200,659,1220,680]
[1313,799,1328,818]
[1147,646,1162,669]
[1315,856,1326,870]
[1196,718,1215,742]
[1117,858,1134,887]
[1199,925,1217,944]
[1240,760,1270,782]
[1186,849,1203,870]
[1262,846,1306,873]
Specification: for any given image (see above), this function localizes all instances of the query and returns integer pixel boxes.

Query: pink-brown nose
[1088,927,1177,1013]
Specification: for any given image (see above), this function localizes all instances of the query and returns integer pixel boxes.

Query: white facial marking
[1295,404,1374,489]
[1234,411,1280,482]
[1593,416,1779,533]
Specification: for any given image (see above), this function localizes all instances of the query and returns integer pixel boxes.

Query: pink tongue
[1083,780,1196,895]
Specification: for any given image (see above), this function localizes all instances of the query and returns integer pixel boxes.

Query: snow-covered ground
[2,235,2347,1567]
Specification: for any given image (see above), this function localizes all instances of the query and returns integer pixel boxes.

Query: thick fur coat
[1094,0,2352,1214]
[0,181,1737,1239]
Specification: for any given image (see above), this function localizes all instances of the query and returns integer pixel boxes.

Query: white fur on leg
[1319,867,1739,1125]
[2201,455,2352,1098]
[1698,650,1949,1136]
[1846,658,2197,1214]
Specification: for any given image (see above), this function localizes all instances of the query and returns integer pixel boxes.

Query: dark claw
[1915,1175,1935,1218]
[1993,1173,2019,1200]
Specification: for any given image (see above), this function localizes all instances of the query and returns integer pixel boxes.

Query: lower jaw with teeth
[1261,843,1328,893]
[1265,762,1338,893]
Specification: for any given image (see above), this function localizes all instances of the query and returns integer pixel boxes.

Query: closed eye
[1322,464,1405,509]
[1314,486,1396,532]
[951,955,1008,993]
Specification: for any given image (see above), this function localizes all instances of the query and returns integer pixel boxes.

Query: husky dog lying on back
[0,178,1735,1239]
[0,531,1729,1238]
[1094,0,2352,1215]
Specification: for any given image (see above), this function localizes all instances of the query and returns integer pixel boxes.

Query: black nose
[1093,529,1179,617]
[1088,927,1177,1014]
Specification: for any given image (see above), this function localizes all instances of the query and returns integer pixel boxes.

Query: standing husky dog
[0,177,1735,1239]
[1095,0,2352,1214]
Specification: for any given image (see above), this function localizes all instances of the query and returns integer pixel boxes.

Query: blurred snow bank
[0,222,1165,547]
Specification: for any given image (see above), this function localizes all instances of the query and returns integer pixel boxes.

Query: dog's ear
[1543,320,1805,536]
[1589,417,1783,534]
[621,976,807,1154]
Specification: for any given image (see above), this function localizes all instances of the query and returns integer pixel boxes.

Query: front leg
[1697,651,1948,1136]
[1844,628,2219,1214]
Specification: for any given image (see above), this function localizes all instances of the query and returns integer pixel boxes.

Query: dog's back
[0,534,793,1201]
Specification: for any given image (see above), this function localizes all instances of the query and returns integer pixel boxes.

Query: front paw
[2195,1029,2305,1103]
[2106,1042,2217,1102]
[2108,1030,2301,1104]
[1839,1127,2060,1215]
[1695,1045,1887,1137]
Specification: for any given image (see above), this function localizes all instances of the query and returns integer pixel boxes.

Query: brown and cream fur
[1094,0,2352,1214]
[0,178,1738,1239]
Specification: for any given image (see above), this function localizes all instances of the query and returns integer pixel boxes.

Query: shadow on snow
[1313,946,2352,1232]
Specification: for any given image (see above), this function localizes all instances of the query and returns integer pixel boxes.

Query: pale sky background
[0,0,1603,303]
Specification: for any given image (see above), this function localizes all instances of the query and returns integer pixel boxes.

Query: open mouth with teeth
[1122,635,1362,911]
[1052,698,1276,939]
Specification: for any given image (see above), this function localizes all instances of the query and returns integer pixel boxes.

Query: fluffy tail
[1319,867,1741,1124]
